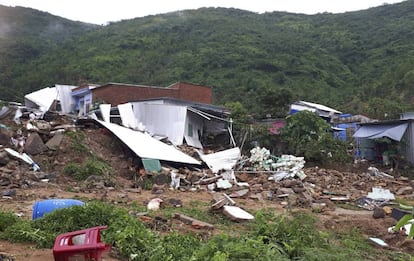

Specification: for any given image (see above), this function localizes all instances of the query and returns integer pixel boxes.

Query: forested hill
[1,1,414,119]
[0,5,98,100]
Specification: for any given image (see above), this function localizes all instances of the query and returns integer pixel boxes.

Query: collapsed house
[22,81,238,169]
[93,97,237,172]
[72,82,213,116]
[126,98,232,149]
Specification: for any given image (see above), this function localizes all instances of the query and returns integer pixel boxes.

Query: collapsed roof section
[24,85,77,114]
[110,99,233,150]
[96,119,201,165]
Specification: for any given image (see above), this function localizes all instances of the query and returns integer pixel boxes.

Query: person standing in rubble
[11,129,25,153]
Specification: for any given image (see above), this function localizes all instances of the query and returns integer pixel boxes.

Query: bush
[280,111,351,164]
[0,211,20,232]
[1,221,52,247]
[192,234,289,260]
[62,158,112,181]
[251,210,328,258]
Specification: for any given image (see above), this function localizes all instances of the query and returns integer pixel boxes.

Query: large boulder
[24,132,48,155]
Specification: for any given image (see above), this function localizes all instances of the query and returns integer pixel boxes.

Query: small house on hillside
[72,82,213,116]
[332,114,374,142]
[290,100,342,122]
[353,112,414,166]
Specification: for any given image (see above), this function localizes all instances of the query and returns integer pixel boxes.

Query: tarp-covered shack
[353,113,414,165]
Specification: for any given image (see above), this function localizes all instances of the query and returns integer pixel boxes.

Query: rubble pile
[0,105,78,191]
[1,100,414,221]
[135,147,413,214]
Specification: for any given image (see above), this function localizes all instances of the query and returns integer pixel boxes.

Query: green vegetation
[2,2,414,119]
[63,130,113,180]
[280,111,351,163]
[0,202,410,260]
[63,158,113,181]
[65,130,88,153]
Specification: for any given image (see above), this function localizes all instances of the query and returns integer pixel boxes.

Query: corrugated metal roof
[96,120,201,165]
[297,101,342,114]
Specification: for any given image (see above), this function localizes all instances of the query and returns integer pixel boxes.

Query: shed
[353,115,414,165]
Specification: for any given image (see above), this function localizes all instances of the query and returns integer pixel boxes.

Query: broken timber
[174,213,214,230]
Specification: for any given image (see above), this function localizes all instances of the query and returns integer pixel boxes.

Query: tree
[253,87,295,119]
[225,101,252,148]
[364,97,404,120]
[280,111,350,163]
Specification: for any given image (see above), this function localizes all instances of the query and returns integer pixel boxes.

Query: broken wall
[132,103,187,145]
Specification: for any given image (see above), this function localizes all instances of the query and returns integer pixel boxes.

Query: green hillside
[0,4,97,100]
[1,1,414,119]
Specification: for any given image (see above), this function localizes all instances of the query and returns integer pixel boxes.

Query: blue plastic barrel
[32,199,85,219]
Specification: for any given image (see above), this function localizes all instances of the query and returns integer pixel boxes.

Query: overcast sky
[0,0,407,24]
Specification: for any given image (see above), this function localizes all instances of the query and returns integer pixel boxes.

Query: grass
[62,157,113,181]
[0,201,412,260]
[65,130,88,153]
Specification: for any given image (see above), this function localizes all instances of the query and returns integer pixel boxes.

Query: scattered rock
[0,133,10,146]
[397,186,413,195]
[45,131,64,150]
[24,132,48,155]
[373,207,386,219]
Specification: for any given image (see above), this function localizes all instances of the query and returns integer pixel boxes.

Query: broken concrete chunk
[396,186,413,196]
[216,178,232,189]
[24,132,48,155]
[174,213,214,230]
[33,120,52,132]
[223,206,254,221]
[0,133,10,145]
[45,131,64,150]
[373,207,386,219]
[229,188,249,198]
[278,187,295,195]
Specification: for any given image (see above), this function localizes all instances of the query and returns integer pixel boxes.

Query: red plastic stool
[53,225,110,261]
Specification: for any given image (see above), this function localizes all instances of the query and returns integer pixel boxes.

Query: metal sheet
[184,111,203,149]
[198,147,240,173]
[117,103,138,129]
[99,104,111,123]
[97,120,200,165]
[24,87,58,112]
[55,85,77,114]
[132,103,187,146]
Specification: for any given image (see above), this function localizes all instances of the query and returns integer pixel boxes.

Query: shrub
[65,130,88,153]
[62,158,112,181]
[280,111,351,164]
[0,211,20,232]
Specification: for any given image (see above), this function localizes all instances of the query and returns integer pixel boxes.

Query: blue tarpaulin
[353,123,408,141]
